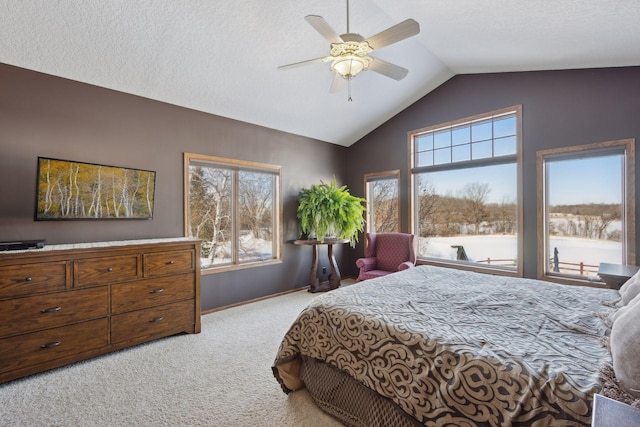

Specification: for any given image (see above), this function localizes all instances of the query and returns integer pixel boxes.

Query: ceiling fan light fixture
[277,0,420,96]
[331,54,372,79]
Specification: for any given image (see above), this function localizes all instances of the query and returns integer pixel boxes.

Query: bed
[272,265,636,426]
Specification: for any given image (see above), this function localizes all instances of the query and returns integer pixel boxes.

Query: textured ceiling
[1,0,640,146]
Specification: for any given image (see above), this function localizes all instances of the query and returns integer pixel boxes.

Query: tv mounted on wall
[35,157,156,220]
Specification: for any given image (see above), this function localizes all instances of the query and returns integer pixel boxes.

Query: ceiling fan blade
[305,15,344,44]
[368,58,409,80]
[365,19,420,50]
[329,73,346,93]
[278,56,329,71]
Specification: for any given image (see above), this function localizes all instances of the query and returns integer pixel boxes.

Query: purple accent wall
[0,63,349,310]
[345,67,640,279]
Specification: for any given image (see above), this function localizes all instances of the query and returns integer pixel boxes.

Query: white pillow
[611,300,640,398]
[611,292,640,323]
[621,279,640,306]
[620,270,640,296]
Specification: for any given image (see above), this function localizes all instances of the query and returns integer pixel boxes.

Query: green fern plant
[297,177,366,247]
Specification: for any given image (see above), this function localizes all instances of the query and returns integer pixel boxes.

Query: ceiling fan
[278,0,420,100]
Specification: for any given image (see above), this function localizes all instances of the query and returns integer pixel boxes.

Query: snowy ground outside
[200,233,274,268]
[199,232,623,279]
[421,235,518,263]
[420,234,622,278]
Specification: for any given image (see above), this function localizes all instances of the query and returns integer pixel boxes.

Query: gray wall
[345,66,640,279]
[0,63,349,311]
[4,64,640,309]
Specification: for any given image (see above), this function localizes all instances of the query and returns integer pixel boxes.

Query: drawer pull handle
[149,288,164,294]
[41,306,62,314]
[41,341,61,349]
[150,317,164,323]
[25,277,33,282]
[107,267,113,272]
[167,260,175,265]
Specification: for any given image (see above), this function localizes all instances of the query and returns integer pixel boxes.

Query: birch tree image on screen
[36,157,156,220]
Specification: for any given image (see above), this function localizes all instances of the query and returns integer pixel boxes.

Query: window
[537,139,635,284]
[364,170,400,233]
[184,153,282,273]
[409,106,522,275]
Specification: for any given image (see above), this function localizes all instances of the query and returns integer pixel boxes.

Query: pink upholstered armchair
[356,232,418,282]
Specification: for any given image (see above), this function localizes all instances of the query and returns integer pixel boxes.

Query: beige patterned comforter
[273,265,619,426]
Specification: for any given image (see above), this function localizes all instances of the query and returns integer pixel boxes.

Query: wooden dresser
[0,238,201,384]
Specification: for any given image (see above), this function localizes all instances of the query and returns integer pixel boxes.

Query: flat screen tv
[35,157,156,220]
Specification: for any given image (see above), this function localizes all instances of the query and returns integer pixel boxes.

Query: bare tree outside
[410,107,522,270]
[188,166,232,265]
[540,144,632,279]
[415,164,518,267]
[367,178,398,233]
[416,176,439,237]
[548,204,622,241]
[595,209,620,240]
[493,195,516,234]
[238,171,274,261]
[461,182,490,235]
[187,162,278,269]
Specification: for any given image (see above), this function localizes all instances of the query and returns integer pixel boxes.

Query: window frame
[183,152,283,275]
[364,170,401,234]
[536,139,636,286]
[408,105,523,277]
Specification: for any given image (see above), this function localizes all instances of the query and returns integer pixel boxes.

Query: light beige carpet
[0,285,352,426]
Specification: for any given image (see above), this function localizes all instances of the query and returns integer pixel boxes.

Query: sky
[420,154,623,206]
[421,163,516,204]
[547,154,623,205]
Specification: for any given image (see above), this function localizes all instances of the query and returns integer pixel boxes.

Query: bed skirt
[299,355,423,427]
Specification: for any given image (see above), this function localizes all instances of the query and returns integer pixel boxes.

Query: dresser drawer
[0,261,68,299]
[143,250,194,278]
[0,287,108,338]
[0,318,108,374]
[111,300,195,344]
[111,273,195,314]
[74,255,140,287]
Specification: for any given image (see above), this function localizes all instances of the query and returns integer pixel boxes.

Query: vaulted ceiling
[2,1,639,146]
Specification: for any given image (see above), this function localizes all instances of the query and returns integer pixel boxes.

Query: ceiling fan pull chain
[348,79,353,102]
